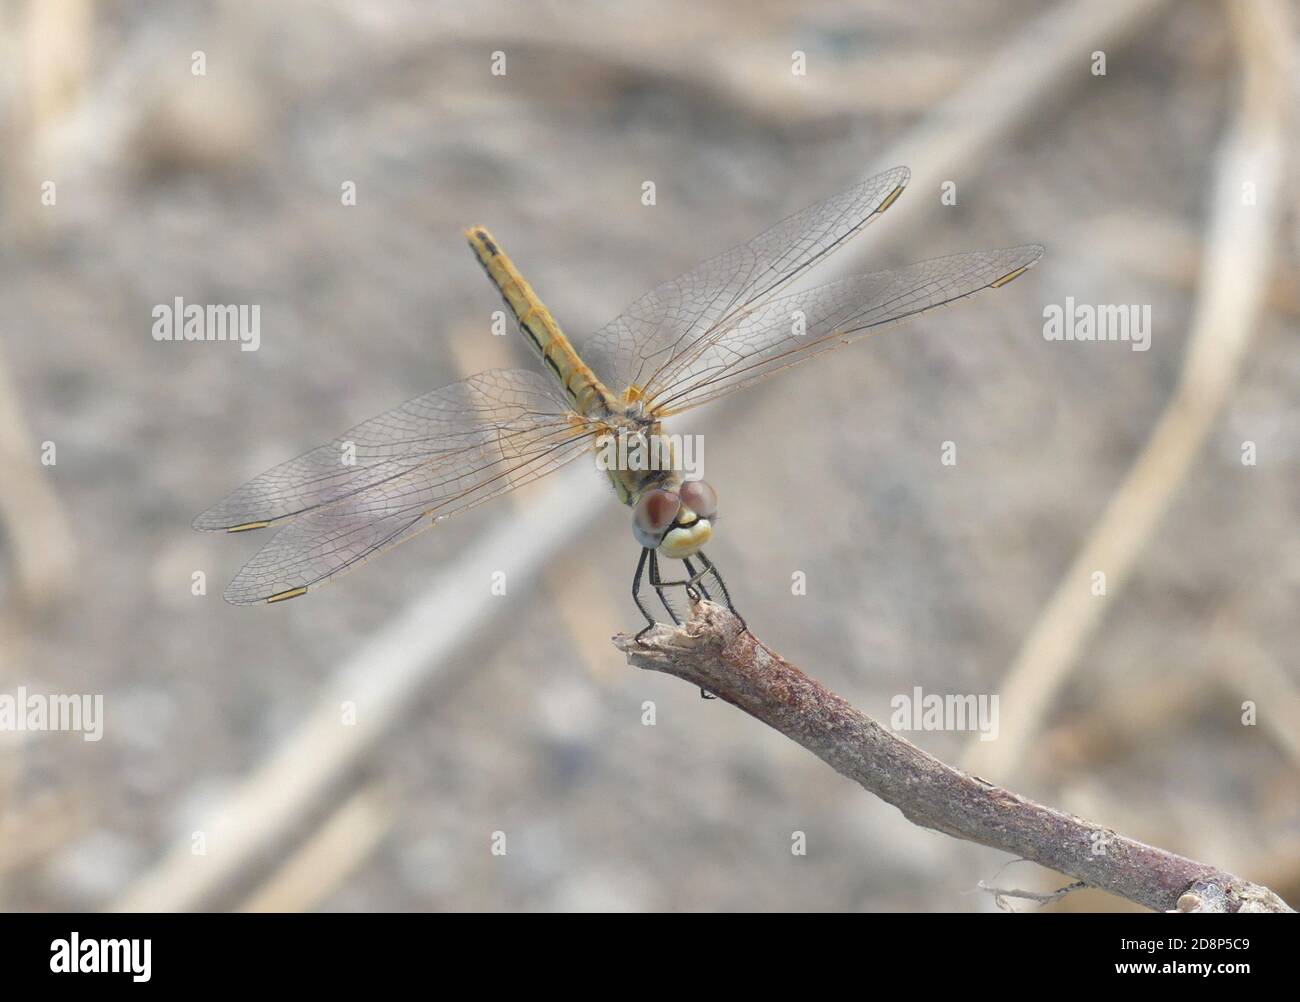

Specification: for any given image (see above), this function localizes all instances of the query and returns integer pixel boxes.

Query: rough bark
[614,601,1292,913]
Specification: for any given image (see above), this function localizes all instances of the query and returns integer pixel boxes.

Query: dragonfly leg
[656,552,715,700]
[649,550,714,699]
[682,557,712,602]
[647,550,683,626]
[632,547,658,644]
[697,550,747,634]
[650,564,710,590]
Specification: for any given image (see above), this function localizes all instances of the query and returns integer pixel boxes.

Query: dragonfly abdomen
[465,225,613,418]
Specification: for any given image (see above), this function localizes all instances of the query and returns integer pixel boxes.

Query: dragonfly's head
[633,480,717,558]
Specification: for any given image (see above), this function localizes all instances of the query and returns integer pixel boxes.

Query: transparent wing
[578,166,910,398]
[220,428,592,605]
[195,369,580,531]
[642,245,1045,416]
[193,369,597,603]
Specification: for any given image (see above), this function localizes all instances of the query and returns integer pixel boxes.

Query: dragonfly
[195,165,1042,642]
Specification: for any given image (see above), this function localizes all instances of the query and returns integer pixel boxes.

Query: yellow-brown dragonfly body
[196,166,1042,631]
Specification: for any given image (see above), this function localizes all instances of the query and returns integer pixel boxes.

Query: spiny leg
[682,557,712,602]
[691,550,736,701]
[632,553,717,698]
[647,550,683,626]
[697,550,747,633]
[648,550,745,633]
[650,563,711,590]
[661,553,716,700]
[632,547,658,643]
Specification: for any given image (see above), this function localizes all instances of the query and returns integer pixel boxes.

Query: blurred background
[0,0,1296,912]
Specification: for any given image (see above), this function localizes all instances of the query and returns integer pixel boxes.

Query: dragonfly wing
[577,166,910,397]
[194,369,579,532]
[221,424,593,604]
[641,245,1045,416]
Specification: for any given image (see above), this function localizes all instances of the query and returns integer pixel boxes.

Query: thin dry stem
[615,601,1293,914]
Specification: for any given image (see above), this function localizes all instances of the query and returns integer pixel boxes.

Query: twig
[827,0,1173,278]
[112,463,603,912]
[0,789,83,877]
[1210,625,1300,771]
[0,344,77,606]
[5,0,93,240]
[1082,214,1300,316]
[614,601,1293,913]
[978,879,1088,912]
[962,0,1293,779]
[1036,669,1217,775]
[238,784,392,913]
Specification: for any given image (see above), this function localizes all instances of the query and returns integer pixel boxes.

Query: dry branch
[0,345,76,606]
[615,601,1293,914]
[238,784,392,913]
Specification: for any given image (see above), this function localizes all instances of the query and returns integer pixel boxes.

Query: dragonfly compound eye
[633,489,681,548]
[678,480,717,521]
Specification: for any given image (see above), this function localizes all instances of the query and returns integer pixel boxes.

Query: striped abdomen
[465,226,612,418]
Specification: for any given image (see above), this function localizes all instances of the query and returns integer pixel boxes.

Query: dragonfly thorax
[597,413,681,506]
